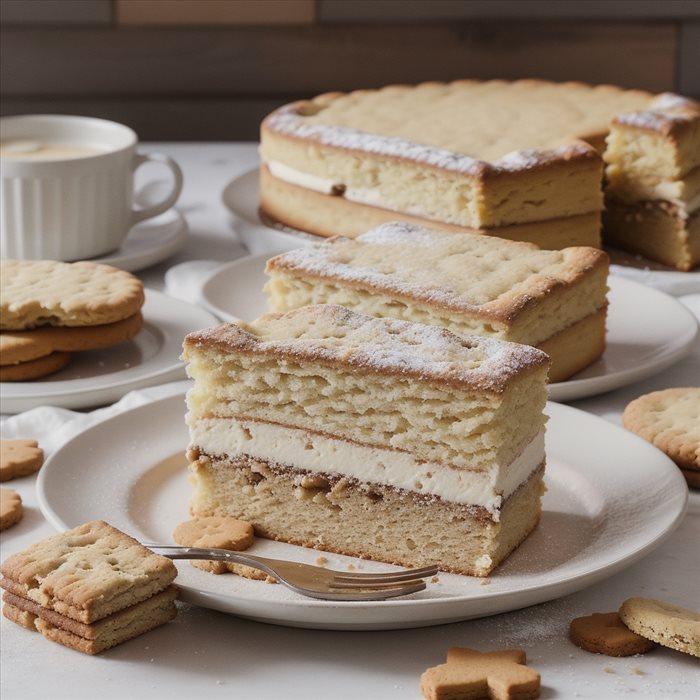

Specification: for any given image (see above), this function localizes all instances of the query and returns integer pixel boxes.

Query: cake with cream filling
[265,222,608,383]
[259,79,667,249]
[183,304,550,576]
[603,95,700,271]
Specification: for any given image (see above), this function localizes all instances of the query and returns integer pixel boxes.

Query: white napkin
[0,380,190,459]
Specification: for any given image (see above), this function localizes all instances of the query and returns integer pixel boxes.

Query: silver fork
[144,543,438,601]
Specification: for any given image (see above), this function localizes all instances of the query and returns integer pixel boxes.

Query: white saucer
[222,168,700,293]
[0,290,217,413]
[199,254,698,402]
[37,393,687,631]
[92,209,188,272]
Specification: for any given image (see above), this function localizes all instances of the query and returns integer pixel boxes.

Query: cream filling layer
[265,159,434,220]
[189,416,545,519]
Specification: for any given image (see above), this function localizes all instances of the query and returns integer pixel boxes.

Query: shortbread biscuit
[0,260,144,330]
[3,586,178,655]
[0,351,71,382]
[569,612,656,656]
[0,439,44,482]
[0,488,23,530]
[173,516,265,579]
[0,520,177,623]
[2,602,37,630]
[619,598,700,658]
[420,647,540,700]
[622,388,700,474]
[0,312,144,365]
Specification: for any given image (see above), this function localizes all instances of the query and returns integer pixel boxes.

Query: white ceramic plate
[93,209,188,272]
[222,168,329,254]
[37,393,687,631]
[0,291,217,413]
[198,254,699,402]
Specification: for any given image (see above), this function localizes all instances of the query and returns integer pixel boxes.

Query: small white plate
[199,254,699,402]
[93,209,188,272]
[37,393,687,631]
[222,169,329,254]
[0,291,217,413]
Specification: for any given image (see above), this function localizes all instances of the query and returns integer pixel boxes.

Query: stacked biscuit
[260,80,660,250]
[0,260,145,381]
[265,222,609,383]
[1,521,178,654]
[603,95,700,270]
[183,304,550,576]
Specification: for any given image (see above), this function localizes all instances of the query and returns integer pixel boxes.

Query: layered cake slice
[260,79,661,249]
[265,222,609,383]
[183,305,550,576]
[603,95,700,271]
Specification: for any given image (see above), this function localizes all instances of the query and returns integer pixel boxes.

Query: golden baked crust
[265,223,607,325]
[183,304,550,395]
[260,79,661,234]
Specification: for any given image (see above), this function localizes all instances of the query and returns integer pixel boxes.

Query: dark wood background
[2,0,698,141]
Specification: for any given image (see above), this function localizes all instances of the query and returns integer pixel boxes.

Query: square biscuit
[0,260,145,330]
[3,586,177,655]
[0,520,177,623]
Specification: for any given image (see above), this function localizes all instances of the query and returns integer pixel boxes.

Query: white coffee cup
[0,114,184,261]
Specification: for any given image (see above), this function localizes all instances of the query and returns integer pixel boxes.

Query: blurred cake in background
[260,79,660,250]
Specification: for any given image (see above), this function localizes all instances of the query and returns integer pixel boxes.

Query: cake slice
[265,222,608,383]
[603,95,700,271]
[183,304,550,576]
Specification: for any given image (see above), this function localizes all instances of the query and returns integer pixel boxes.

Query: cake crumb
[316,556,329,566]
[629,667,644,675]
[431,576,440,584]
[480,578,491,586]
[347,563,356,571]
[603,666,615,674]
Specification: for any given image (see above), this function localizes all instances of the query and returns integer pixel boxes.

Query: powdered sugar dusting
[185,305,549,393]
[266,106,596,175]
[650,93,700,112]
[613,110,698,133]
[265,221,594,315]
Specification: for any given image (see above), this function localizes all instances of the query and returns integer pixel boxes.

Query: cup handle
[130,152,184,226]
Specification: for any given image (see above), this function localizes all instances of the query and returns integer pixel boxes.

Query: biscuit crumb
[431,576,440,584]
[629,667,644,675]
[316,556,328,566]
[603,666,615,673]
[480,578,491,586]
[347,564,356,571]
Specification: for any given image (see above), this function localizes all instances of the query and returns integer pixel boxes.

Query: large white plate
[198,254,698,402]
[0,291,217,413]
[92,209,188,273]
[37,393,687,631]
[222,169,700,293]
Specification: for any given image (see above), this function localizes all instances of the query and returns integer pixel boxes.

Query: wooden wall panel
[115,0,315,26]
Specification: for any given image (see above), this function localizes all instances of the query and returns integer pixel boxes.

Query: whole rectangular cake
[265,222,609,383]
[182,304,550,576]
[259,79,663,249]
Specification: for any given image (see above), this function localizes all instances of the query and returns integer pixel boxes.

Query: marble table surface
[1,143,698,700]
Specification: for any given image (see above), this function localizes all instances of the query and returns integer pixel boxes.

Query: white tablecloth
[1,144,699,700]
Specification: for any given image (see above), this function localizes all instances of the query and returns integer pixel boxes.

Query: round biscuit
[0,260,144,330]
[619,597,700,658]
[0,439,44,482]
[0,312,144,364]
[0,351,71,382]
[569,612,655,656]
[0,488,23,530]
[622,388,700,470]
